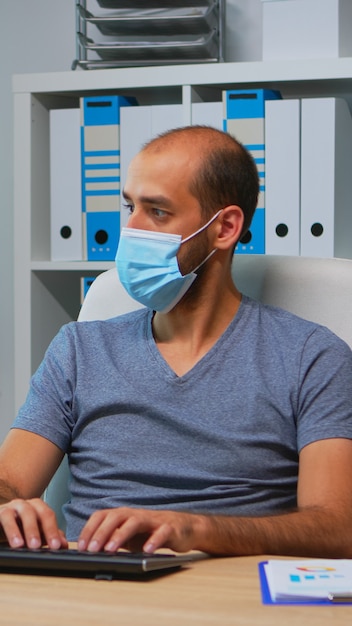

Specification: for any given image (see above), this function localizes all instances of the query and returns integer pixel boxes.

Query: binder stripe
[84,163,119,170]
[85,190,120,196]
[244,144,265,151]
[84,150,120,157]
[84,177,120,184]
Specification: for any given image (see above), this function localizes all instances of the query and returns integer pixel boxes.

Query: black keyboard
[0,546,195,579]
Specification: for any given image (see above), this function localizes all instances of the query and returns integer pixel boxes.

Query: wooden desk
[0,555,350,625]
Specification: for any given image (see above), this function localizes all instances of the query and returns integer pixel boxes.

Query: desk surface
[0,554,350,625]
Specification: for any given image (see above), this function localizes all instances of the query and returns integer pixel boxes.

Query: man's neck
[152,277,242,377]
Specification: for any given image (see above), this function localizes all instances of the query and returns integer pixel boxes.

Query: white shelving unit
[13,58,352,412]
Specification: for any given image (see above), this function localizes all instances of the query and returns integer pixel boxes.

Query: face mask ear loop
[191,248,218,273]
[181,209,223,244]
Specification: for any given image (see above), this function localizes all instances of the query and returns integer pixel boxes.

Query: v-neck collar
[143,297,249,383]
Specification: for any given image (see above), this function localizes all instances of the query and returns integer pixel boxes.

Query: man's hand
[0,498,68,550]
[78,507,207,554]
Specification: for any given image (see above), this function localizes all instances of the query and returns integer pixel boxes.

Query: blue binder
[81,95,136,261]
[223,89,281,255]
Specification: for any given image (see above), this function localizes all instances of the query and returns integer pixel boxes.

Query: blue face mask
[115,210,222,313]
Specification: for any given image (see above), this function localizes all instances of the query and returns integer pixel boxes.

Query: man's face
[122,144,213,275]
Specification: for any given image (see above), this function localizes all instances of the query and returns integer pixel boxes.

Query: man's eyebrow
[122,190,173,208]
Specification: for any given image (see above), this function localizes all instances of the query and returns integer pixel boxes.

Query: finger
[0,499,67,550]
[58,528,69,547]
[142,523,173,553]
[79,509,151,553]
[0,505,26,548]
[0,500,42,549]
[102,515,150,552]
[29,500,68,550]
[78,510,110,551]
[122,533,150,553]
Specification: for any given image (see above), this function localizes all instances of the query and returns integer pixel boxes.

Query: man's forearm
[195,507,352,558]
[0,479,20,505]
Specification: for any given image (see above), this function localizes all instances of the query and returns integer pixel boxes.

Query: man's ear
[214,205,244,250]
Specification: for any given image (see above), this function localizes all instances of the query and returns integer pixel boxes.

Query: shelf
[13,58,352,99]
[31,261,114,271]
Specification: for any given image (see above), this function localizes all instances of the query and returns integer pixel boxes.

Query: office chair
[45,255,352,530]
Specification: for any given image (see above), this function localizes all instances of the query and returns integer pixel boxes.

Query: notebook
[259,560,352,605]
[0,547,196,580]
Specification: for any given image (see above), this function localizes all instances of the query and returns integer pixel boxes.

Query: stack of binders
[50,95,136,262]
[265,96,352,257]
[50,91,352,262]
[223,88,352,258]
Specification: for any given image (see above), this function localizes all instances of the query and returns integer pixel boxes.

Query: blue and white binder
[50,108,82,261]
[265,98,301,256]
[223,89,281,254]
[300,97,352,258]
[81,95,136,261]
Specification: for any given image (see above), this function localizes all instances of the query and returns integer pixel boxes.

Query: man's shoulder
[242,294,315,326]
[242,295,348,350]
[60,308,150,344]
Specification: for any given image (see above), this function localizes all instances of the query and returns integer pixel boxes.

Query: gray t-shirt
[13,296,352,540]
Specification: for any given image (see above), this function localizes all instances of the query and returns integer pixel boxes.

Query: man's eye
[122,204,134,214]
[153,208,167,218]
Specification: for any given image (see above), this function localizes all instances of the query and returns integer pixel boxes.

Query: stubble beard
[176,230,213,309]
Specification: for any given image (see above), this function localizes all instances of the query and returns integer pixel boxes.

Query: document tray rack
[73,0,225,69]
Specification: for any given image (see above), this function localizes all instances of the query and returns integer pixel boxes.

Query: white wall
[0,0,263,442]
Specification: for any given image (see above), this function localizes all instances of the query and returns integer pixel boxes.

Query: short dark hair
[143,125,259,240]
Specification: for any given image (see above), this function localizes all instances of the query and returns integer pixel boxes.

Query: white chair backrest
[231,255,352,348]
[78,269,143,322]
[80,255,352,346]
[46,255,352,530]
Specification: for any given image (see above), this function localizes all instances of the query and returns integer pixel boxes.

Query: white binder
[50,108,82,261]
[300,97,352,258]
[192,101,223,129]
[265,99,301,255]
[119,104,183,230]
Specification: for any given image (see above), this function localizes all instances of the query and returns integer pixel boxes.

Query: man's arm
[0,429,68,549]
[77,437,352,556]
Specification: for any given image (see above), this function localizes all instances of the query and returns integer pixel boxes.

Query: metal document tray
[78,4,219,37]
[96,0,213,8]
[78,30,219,62]
[74,0,225,69]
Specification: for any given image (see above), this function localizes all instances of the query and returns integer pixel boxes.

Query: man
[1,126,352,557]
